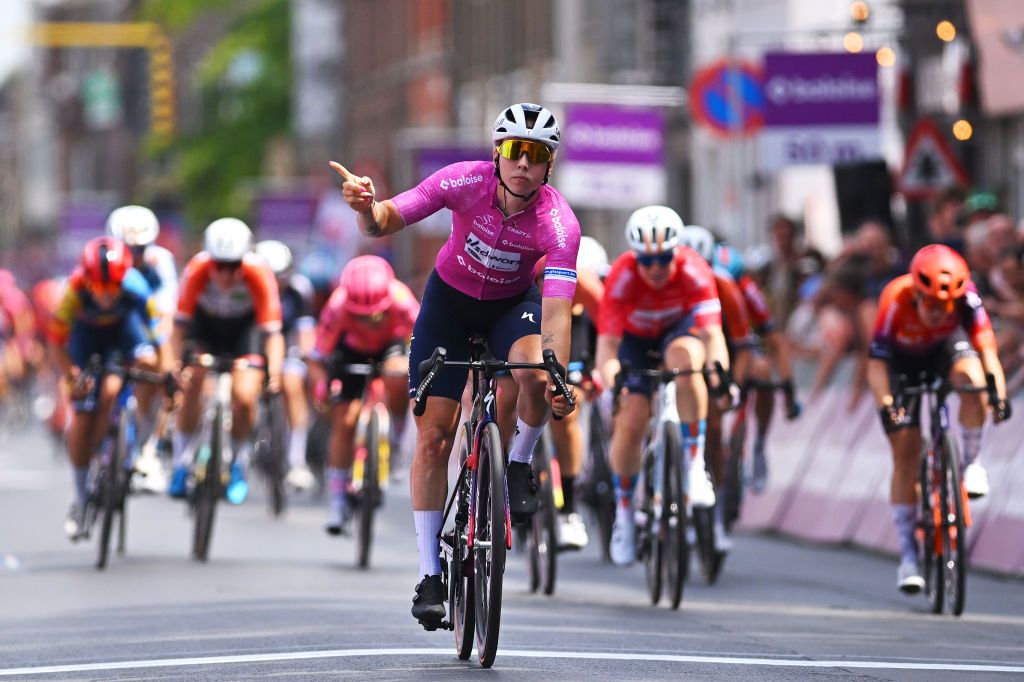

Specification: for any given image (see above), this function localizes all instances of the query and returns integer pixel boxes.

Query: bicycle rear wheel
[527,434,557,596]
[357,408,384,569]
[452,423,475,661]
[663,422,688,609]
[940,433,967,616]
[588,407,615,562]
[473,421,506,668]
[192,406,223,562]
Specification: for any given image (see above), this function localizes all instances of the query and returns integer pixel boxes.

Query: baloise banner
[759,52,881,170]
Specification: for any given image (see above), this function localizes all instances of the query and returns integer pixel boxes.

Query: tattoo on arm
[362,202,382,237]
[542,332,554,347]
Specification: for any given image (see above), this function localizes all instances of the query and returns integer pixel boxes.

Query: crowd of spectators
[745,187,1024,401]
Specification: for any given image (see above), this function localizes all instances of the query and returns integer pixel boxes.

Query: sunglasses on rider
[635,251,674,268]
[497,139,553,164]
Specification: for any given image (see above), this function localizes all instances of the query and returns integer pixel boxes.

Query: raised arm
[329,161,407,238]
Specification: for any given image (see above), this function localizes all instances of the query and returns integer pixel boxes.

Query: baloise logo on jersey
[464,232,522,272]
[440,173,485,191]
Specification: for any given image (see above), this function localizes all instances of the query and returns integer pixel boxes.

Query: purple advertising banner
[763,52,879,127]
[562,104,665,165]
[417,146,491,181]
[256,191,319,243]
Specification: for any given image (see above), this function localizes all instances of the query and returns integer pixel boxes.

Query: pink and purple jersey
[313,280,420,357]
[391,161,581,301]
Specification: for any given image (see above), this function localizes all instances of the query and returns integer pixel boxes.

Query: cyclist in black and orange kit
[867,244,1010,593]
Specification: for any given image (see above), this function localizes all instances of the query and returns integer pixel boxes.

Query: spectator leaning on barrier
[801,221,905,400]
[979,215,1024,389]
[761,214,810,330]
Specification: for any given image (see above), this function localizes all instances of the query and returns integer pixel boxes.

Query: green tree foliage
[143,0,290,229]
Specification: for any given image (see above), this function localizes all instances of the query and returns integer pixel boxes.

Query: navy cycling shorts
[408,270,542,402]
[618,313,700,396]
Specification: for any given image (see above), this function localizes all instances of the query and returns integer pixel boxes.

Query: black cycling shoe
[411,574,446,630]
[507,461,539,522]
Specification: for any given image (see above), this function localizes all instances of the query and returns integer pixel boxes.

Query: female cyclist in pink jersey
[330,102,580,630]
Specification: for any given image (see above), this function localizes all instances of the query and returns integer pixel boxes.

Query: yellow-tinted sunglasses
[497,139,553,164]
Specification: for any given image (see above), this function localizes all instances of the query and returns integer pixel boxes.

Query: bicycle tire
[642,447,662,606]
[357,408,382,569]
[116,402,135,557]
[693,505,722,585]
[940,433,967,616]
[723,416,746,532]
[192,405,223,562]
[474,421,506,668]
[96,406,129,570]
[919,439,943,614]
[588,407,615,562]
[527,435,557,596]
[453,423,475,661]
[664,422,688,609]
[259,394,288,517]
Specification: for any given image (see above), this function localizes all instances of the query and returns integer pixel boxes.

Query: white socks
[288,427,308,469]
[414,510,443,576]
[508,418,545,465]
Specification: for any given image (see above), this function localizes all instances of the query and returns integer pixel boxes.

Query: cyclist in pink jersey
[310,256,419,535]
[330,102,580,630]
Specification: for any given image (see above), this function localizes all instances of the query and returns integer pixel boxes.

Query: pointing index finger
[328,161,357,182]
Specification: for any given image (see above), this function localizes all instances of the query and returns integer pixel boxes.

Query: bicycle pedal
[417,618,444,632]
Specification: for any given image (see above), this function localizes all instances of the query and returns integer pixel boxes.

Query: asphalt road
[1,423,1023,681]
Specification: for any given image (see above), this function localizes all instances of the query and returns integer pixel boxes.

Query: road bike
[182,351,270,561]
[615,362,726,608]
[413,336,572,668]
[894,371,996,617]
[76,355,174,569]
[573,361,616,563]
[326,359,401,569]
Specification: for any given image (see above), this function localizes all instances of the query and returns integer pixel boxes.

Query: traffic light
[149,34,175,138]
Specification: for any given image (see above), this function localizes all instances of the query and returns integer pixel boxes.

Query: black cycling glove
[993,398,1012,423]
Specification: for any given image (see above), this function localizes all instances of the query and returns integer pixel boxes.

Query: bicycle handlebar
[80,354,179,397]
[412,347,575,419]
[894,371,998,401]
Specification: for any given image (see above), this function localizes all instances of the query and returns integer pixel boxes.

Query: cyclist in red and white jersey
[867,244,1009,593]
[169,218,284,504]
[330,102,579,630]
[310,256,419,534]
[595,206,735,566]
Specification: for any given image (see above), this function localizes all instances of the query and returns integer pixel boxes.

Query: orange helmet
[909,244,969,301]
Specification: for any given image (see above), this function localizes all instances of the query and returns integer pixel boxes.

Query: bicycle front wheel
[940,433,967,616]
[663,422,688,609]
[919,440,943,614]
[527,433,557,596]
[96,406,131,570]
[192,406,223,562]
[357,407,384,569]
[474,421,506,668]
[723,413,747,532]
[641,447,662,606]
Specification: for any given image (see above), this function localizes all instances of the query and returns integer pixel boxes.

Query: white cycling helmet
[254,239,292,275]
[204,217,253,262]
[106,205,159,247]
[679,225,716,263]
[576,236,609,277]
[625,205,683,255]
[492,102,560,151]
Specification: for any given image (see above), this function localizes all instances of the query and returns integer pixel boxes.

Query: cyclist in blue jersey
[47,237,170,540]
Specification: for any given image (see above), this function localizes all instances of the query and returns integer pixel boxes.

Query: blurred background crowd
[1,0,1024,394]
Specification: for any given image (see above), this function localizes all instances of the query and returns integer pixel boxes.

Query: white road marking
[1,647,1023,676]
